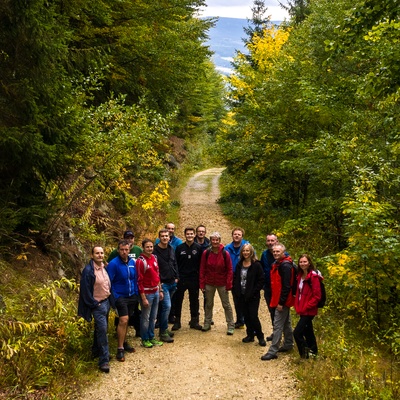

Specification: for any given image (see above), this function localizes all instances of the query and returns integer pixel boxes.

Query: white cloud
[200,0,289,20]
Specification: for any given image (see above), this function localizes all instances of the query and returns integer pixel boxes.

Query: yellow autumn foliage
[141,180,170,211]
[248,27,292,72]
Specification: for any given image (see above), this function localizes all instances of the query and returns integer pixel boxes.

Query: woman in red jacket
[294,254,322,358]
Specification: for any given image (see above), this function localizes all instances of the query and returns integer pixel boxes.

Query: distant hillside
[206,17,247,75]
[205,17,281,75]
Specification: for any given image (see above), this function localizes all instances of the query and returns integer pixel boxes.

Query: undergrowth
[0,133,215,399]
[0,261,101,399]
[218,180,400,400]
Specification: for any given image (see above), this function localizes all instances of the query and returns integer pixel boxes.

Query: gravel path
[79,168,299,400]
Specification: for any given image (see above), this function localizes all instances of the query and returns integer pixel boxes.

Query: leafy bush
[0,264,94,398]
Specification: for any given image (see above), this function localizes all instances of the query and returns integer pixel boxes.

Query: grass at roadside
[217,182,400,400]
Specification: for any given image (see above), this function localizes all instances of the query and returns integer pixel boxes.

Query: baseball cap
[123,230,135,238]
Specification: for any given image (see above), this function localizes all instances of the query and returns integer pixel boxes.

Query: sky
[200,0,289,21]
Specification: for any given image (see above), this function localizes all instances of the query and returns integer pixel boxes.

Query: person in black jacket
[173,227,203,331]
[153,229,179,342]
[233,244,266,347]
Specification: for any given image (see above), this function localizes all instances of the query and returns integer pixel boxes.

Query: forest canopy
[0,0,226,244]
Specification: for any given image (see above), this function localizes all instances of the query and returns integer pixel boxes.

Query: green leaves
[217,0,400,332]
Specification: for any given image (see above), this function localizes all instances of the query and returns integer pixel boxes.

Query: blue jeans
[92,299,110,366]
[159,282,177,332]
[140,292,159,340]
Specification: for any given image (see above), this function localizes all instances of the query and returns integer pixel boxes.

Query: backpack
[138,254,157,274]
[205,247,227,263]
[280,260,298,297]
[308,270,326,308]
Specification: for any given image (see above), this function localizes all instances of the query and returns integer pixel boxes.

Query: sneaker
[266,334,273,341]
[150,338,164,346]
[234,322,245,329]
[141,340,153,348]
[99,363,110,373]
[116,348,125,362]
[227,328,234,335]
[242,336,254,343]
[160,332,174,343]
[123,342,135,353]
[202,324,211,332]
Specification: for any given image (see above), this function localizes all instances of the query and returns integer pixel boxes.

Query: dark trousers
[293,315,317,357]
[174,280,200,320]
[264,290,275,326]
[233,291,245,325]
[242,295,263,339]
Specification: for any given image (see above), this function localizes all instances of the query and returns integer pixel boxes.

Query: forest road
[80,167,299,400]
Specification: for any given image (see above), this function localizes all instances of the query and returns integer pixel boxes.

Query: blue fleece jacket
[106,256,138,299]
[225,239,249,273]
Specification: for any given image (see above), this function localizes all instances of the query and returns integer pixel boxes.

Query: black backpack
[308,270,326,308]
[205,247,227,263]
[280,260,298,297]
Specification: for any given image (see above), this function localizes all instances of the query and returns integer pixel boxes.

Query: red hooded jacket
[199,244,233,290]
[294,270,322,316]
[270,256,295,308]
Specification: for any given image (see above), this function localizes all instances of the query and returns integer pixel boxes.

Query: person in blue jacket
[107,240,139,362]
[78,246,112,373]
[225,227,249,328]
[154,222,183,250]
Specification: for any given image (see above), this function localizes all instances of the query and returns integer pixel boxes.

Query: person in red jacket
[136,239,164,349]
[293,254,322,358]
[261,243,295,361]
[199,232,235,335]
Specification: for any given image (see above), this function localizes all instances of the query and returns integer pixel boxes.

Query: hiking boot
[278,346,293,352]
[116,348,125,362]
[160,331,174,343]
[242,336,254,343]
[261,353,278,361]
[301,347,310,359]
[258,338,267,347]
[189,318,202,330]
[150,338,164,346]
[171,321,181,331]
[99,363,110,373]
[141,340,153,348]
[202,324,211,332]
[227,328,234,335]
[123,342,135,353]
[164,328,174,338]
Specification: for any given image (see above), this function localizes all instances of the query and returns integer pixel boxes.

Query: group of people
[78,224,324,373]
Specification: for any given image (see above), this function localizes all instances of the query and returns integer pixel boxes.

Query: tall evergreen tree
[243,0,270,43]
[279,0,310,25]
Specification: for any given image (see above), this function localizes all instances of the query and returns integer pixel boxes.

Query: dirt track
[80,168,299,400]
